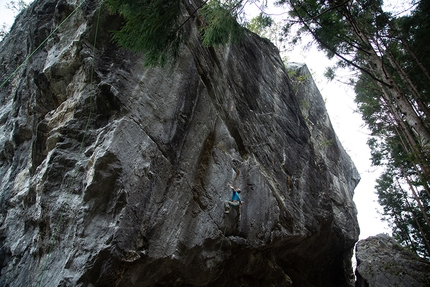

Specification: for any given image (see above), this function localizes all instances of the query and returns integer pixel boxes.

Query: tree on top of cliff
[104,0,184,67]
[104,0,246,66]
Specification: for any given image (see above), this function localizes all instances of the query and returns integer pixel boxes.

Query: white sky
[0,0,18,26]
[0,0,394,239]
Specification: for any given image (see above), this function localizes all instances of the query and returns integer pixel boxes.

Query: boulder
[355,234,430,287]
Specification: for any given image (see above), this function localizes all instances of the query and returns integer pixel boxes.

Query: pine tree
[200,0,245,47]
[104,0,247,66]
[104,0,184,66]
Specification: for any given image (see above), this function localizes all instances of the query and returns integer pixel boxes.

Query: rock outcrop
[0,0,359,286]
[355,234,430,287]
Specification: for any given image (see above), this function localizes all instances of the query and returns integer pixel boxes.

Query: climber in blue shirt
[225,184,244,221]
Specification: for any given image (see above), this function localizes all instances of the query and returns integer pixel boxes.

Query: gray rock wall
[355,234,430,287]
[0,0,359,286]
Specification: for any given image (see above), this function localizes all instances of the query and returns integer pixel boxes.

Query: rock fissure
[128,116,171,164]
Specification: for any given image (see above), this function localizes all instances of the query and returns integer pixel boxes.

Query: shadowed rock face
[0,0,359,286]
[355,234,430,287]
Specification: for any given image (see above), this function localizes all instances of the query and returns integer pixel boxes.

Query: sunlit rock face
[355,234,430,287]
[0,0,359,286]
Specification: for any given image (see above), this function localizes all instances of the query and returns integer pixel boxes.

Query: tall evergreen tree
[104,0,247,66]
[104,0,185,66]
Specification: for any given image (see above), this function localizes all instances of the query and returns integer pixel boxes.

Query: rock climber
[225,183,244,218]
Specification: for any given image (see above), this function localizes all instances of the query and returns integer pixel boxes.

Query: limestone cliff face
[0,0,359,286]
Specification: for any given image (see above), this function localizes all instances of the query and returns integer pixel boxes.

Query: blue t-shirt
[231,190,241,202]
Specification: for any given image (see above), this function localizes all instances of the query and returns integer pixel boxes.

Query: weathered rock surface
[0,0,359,286]
[355,234,430,287]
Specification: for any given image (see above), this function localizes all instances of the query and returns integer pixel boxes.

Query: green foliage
[392,1,430,104]
[282,0,396,81]
[104,0,183,67]
[200,0,245,47]
[323,67,335,81]
[288,69,310,96]
[246,12,273,35]
[376,168,430,259]
[104,0,247,66]
[356,65,430,259]
[319,137,334,148]
[300,99,309,110]
[0,23,8,41]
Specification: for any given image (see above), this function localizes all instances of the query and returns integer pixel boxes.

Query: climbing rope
[36,0,102,286]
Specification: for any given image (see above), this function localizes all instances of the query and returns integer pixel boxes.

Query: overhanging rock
[0,0,359,286]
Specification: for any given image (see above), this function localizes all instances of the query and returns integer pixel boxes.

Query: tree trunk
[400,166,430,228]
[383,93,430,188]
[400,38,430,84]
[385,51,430,122]
[400,186,430,257]
[342,7,430,145]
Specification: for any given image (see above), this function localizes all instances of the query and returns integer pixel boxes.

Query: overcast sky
[0,0,18,26]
